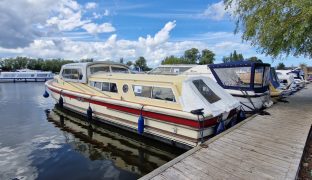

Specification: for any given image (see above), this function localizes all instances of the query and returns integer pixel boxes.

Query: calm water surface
[0,83,185,180]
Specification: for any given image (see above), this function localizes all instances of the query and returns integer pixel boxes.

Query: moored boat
[269,67,292,100]
[0,69,54,82]
[45,61,240,148]
[276,70,299,92]
[149,62,273,112]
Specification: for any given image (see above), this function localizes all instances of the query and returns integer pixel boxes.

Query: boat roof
[62,61,129,69]
[209,61,270,68]
[89,73,187,84]
[157,64,197,68]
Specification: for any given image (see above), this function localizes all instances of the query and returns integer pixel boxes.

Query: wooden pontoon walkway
[141,85,312,180]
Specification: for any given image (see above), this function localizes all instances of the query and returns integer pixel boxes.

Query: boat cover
[208,61,271,93]
[180,76,240,117]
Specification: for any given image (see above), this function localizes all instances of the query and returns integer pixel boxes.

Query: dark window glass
[90,66,110,74]
[193,79,220,104]
[152,87,176,102]
[102,82,110,91]
[62,68,82,80]
[94,82,101,89]
[37,74,48,77]
[111,67,129,73]
[110,83,118,93]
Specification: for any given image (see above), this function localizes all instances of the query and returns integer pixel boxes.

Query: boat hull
[0,77,52,83]
[47,82,235,149]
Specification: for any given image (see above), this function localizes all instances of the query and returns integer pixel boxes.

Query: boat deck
[140,85,312,180]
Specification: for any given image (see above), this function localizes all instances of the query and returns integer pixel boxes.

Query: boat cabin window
[263,67,270,86]
[214,67,251,88]
[152,87,176,102]
[133,86,152,98]
[133,85,176,102]
[193,79,220,104]
[111,66,129,73]
[62,68,83,80]
[89,81,118,93]
[101,82,118,93]
[254,66,270,88]
[254,66,264,88]
[90,66,110,75]
[37,74,47,77]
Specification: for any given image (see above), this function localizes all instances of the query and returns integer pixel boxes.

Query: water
[0,83,185,180]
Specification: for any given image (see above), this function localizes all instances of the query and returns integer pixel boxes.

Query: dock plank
[141,85,312,180]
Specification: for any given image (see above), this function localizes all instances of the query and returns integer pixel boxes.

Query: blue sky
[0,0,310,67]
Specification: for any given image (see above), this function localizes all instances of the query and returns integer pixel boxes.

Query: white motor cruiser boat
[45,61,240,148]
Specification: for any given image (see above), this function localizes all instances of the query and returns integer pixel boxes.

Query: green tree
[126,61,133,66]
[224,0,312,58]
[199,49,215,64]
[135,56,150,71]
[246,56,263,63]
[222,50,244,62]
[276,63,286,70]
[161,55,185,65]
[184,48,200,64]
[0,57,74,73]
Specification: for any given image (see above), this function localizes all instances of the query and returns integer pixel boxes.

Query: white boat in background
[0,69,54,82]
[149,62,273,112]
[276,70,301,92]
[45,61,240,148]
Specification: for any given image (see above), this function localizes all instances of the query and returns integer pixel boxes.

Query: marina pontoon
[150,62,273,112]
[0,69,54,82]
[45,61,240,148]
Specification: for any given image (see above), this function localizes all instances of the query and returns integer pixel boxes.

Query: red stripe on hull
[48,87,220,128]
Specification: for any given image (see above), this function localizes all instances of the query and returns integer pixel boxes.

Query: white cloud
[0,21,209,67]
[85,2,97,9]
[0,0,60,48]
[0,0,115,48]
[104,9,110,16]
[46,0,90,31]
[82,23,116,35]
[92,10,110,19]
[200,1,237,21]
[201,1,227,20]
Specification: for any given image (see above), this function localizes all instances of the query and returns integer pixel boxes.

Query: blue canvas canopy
[208,61,271,93]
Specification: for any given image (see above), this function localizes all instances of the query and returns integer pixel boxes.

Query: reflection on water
[0,83,185,180]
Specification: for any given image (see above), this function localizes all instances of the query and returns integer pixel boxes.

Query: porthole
[123,84,129,93]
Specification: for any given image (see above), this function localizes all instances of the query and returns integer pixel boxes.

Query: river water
[0,83,185,180]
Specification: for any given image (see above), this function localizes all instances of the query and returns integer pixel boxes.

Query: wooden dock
[140,85,312,180]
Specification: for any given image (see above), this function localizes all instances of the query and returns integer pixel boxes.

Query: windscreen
[193,79,220,104]
[213,67,252,88]
[270,68,280,88]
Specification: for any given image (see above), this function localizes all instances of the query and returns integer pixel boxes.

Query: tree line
[0,49,265,73]
[0,57,96,73]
